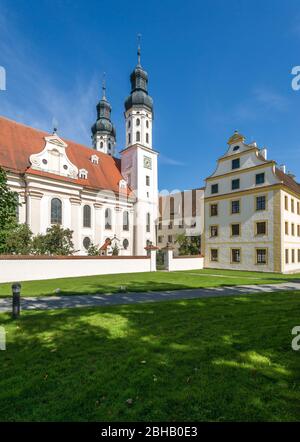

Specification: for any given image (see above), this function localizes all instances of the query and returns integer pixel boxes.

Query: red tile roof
[0,116,130,195]
[275,167,300,195]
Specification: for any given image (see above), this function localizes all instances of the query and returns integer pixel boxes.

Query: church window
[146,175,150,186]
[108,143,111,150]
[83,205,91,228]
[233,145,240,152]
[123,238,129,250]
[128,133,131,144]
[123,211,129,231]
[128,120,131,129]
[146,120,149,128]
[146,213,151,232]
[105,208,112,229]
[136,118,140,126]
[51,198,62,224]
[136,131,140,142]
[63,165,68,170]
[100,142,103,148]
[42,159,48,165]
[146,133,149,143]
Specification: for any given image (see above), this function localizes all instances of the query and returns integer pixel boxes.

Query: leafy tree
[4,223,33,255]
[175,234,201,256]
[0,167,20,253]
[112,243,119,256]
[87,243,100,256]
[32,225,75,256]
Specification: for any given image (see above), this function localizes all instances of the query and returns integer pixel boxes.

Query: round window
[83,237,91,250]
[123,239,129,250]
[42,159,48,165]
[63,165,68,170]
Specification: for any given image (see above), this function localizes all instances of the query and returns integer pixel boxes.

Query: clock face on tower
[143,155,152,170]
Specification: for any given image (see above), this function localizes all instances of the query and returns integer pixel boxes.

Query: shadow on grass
[1,270,300,298]
[1,291,300,422]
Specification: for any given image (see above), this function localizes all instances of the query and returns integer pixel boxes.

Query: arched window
[51,198,62,224]
[123,238,129,250]
[136,131,140,142]
[123,211,129,231]
[105,208,112,229]
[146,212,150,232]
[100,141,103,148]
[136,118,140,126]
[146,133,149,144]
[146,120,149,128]
[128,133,131,144]
[128,120,131,129]
[83,205,91,228]
[108,142,111,150]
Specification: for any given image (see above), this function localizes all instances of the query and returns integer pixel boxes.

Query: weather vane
[52,117,58,134]
[102,72,106,99]
[137,33,142,65]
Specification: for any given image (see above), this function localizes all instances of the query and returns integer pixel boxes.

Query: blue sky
[1,0,300,190]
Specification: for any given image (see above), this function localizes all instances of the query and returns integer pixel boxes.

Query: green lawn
[0,291,300,421]
[0,268,300,298]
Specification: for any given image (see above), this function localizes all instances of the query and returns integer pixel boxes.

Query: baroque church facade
[0,48,158,256]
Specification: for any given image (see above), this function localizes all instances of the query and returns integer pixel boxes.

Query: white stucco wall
[0,256,152,283]
[168,256,204,272]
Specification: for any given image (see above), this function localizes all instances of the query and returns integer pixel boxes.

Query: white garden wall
[164,249,204,272]
[0,255,153,283]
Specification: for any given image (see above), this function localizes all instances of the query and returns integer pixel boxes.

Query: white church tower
[91,78,116,156]
[121,39,158,255]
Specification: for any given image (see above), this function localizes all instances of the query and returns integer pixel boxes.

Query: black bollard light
[12,282,21,319]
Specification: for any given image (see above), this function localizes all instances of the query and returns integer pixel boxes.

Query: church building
[0,47,158,256]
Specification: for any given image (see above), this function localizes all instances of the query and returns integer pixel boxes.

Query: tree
[87,243,100,256]
[4,223,33,255]
[32,225,75,256]
[175,234,201,256]
[112,243,119,256]
[0,167,20,253]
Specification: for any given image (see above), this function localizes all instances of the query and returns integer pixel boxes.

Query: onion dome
[124,40,153,112]
[91,80,116,139]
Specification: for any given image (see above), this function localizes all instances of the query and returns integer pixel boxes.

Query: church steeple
[91,75,116,156]
[124,37,153,149]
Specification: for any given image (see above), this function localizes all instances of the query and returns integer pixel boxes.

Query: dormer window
[233,145,240,152]
[232,158,240,170]
[119,179,127,190]
[90,155,99,165]
[79,169,88,179]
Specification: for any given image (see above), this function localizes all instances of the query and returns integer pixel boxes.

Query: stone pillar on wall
[162,243,175,272]
[144,243,159,272]
[28,191,43,234]
[70,197,81,252]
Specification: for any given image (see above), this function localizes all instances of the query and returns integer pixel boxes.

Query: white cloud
[159,154,187,166]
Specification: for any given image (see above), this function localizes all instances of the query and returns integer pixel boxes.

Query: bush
[32,225,75,256]
[87,243,100,256]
